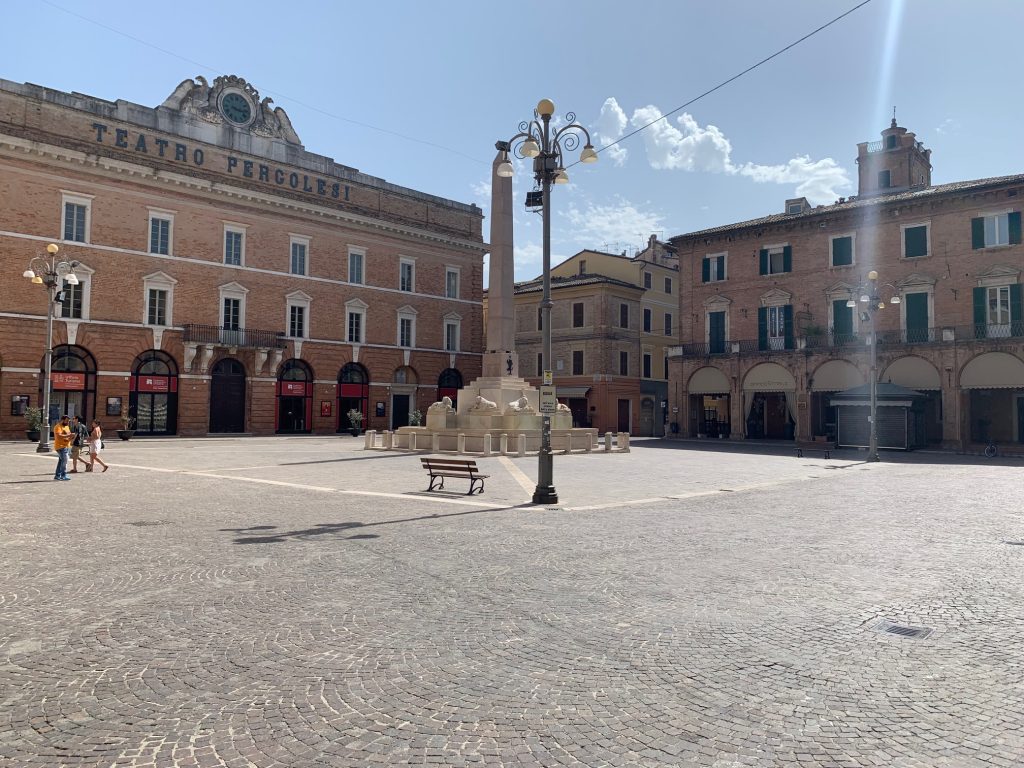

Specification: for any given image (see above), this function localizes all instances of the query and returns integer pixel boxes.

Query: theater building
[669,119,1024,451]
[0,75,484,438]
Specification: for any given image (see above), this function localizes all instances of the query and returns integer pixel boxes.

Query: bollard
[432,432,440,453]
[585,432,593,453]
[500,433,508,455]
[517,433,526,457]
[410,431,417,451]
[483,433,491,456]
[364,430,375,449]
[383,430,393,450]
[562,432,572,455]
[457,433,466,454]
[604,432,613,452]
[617,432,631,452]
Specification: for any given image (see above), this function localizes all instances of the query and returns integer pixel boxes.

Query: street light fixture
[849,269,900,462]
[500,99,598,505]
[23,243,80,453]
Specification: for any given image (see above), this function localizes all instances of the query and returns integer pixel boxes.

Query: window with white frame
[397,306,417,347]
[444,313,461,352]
[987,285,1011,330]
[399,258,415,292]
[345,299,368,344]
[348,248,365,284]
[643,272,652,290]
[664,276,673,294]
[830,234,854,267]
[972,211,1022,249]
[286,291,312,339]
[61,192,92,243]
[143,272,177,327]
[902,223,930,258]
[57,263,94,320]
[445,267,460,299]
[224,224,246,266]
[290,236,309,276]
[702,253,727,282]
[218,282,248,344]
[766,305,787,350]
[148,210,174,255]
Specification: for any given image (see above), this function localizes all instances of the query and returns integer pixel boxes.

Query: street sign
[542,370,552,385]
[539,385,557,414]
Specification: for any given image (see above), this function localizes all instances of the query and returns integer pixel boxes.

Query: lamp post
[496,99,598,505]
[23,244,80,453]
[846,270,899,462]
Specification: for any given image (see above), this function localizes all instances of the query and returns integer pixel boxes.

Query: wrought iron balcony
[961,322,1024,341]
[182,324,286,349]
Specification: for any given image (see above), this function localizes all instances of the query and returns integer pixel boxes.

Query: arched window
[41,344,97,423]
[131,350,178,435]
[277,359,313,433]
[337,362,370,432]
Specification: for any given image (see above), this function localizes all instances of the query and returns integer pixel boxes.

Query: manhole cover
[872,619,933,640]
[126,520,171,527]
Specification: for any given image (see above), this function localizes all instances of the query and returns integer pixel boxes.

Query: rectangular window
[664,313,673,336]
[445,268,459,299]
[289,305,305,338]
[904,291,930,343]
[399,317,413,347]
[903,224,929,258]
[664,277,672,294]
[619,303,629,328]
[760,246,791,275]
[643,272,652,290]
[400,261,414,292]
[643,353,652,379]
[578,259,586,275]
[703,254,726,282]
[445,322,459,351]
[972,212,1022,248]
[619,351,628,376]
[572,302,584,328]
[224,230,243,265]
[643,308,652,332]
[572,350,584,376]
[664,357,669,379]
[347,311,362,343]
[878,169,891,188]
[348,251,364,284]
[767,306,786,350]
[222,297,241,330]
[290,241,307,275]
[149,217,171,255]
[64,202,87,242]
[147,288,167,326]
[708,311,726,354]
[537,353,543,377]
[537,306,543,331]
[988,285,1011,326]
[60,281,83,319]
[831,235,853,267]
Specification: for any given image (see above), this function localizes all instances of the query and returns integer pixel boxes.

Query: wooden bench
[421,458,489,495]
[795,441,834,459]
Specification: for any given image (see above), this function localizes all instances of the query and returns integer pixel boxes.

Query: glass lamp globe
[65,273,80,286]
[890,295,901,304]
[554,169,570,184]
[521,138,540,158]
[580,145,598,164]
[23,269,35,279]
[496,161,514,178]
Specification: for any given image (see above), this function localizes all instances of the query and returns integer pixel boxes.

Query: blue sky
[3,1,1022,281]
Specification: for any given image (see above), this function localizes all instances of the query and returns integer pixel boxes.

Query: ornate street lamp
[23,243,80,453]
[497,99,598,504]
[846,270,900,461]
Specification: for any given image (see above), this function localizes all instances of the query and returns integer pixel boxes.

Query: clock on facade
[220,92,253,125]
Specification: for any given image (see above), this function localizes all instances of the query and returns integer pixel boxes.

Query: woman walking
[88,419,109,473]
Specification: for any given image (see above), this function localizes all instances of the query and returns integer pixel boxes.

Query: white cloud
[594,97,629,166]
[563,196,664,249]
[624,103,851,203]
[935,117,959,135]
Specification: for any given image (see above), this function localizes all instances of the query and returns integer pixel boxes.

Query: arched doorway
[391,366,418,429]
[742,362,796,439]
[277,359,313,434]
[41,345,96,425]
[809,360,863,441]
[882,356,942,443]
[337,362,369,433]
[639,397,656,436]
[688,366,730,438]
[437,368,463,409]
[960,352,1024,444]
[210,358,246,433]
[130,350,178,435]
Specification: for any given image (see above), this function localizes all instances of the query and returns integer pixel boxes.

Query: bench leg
[427,474,444,492]
[796,449,803,458]
[468,478,484,495]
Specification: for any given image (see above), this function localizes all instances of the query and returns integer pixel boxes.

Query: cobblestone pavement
[2,437,1024,767]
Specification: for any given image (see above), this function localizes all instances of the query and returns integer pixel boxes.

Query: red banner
[138,376,170,393]
[281,381,306,396]
[51,372,85,390]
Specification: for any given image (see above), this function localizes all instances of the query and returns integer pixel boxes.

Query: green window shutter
[905,225,928,258]
[757,307,768,350]
[717,255,726,279]
[1011,284,1024,336]
[971,217,985,249]
[973,286,987,338]
[702,257,710,283]
[832,300,852,337]
[783,304,794,349]
[1009,212,1022,245]
[832,236,852,266]
[759,249,768,275]
[782,245,792,273]
[905,292,929,340]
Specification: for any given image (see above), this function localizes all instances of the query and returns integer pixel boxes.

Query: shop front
[882,356,943,444]
[809,359,863,442]
[556,385,591,428]
[42,345,96,424]
[687,366,731,438]
[742,362,796,440]
[130,350,178,435]
[337,362,369,433]
[960,352,1024,445]
[276,359,312,434]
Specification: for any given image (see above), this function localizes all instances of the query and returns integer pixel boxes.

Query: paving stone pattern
[1,438,1023,767]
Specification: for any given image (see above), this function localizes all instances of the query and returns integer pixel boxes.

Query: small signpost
[539,385,557,414]
[542,370,553,385]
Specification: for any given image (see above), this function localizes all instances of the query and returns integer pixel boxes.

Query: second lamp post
[497,99,598,504]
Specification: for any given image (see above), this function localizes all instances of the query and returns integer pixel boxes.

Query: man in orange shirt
[52,414,73,481]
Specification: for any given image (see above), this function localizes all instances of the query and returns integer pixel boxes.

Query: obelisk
[483,142,517,378]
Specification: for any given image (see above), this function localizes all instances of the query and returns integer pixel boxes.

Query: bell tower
[856,112,932,197]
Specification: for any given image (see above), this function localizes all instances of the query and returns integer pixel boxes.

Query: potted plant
[346,409,363,437]
[24,406,43,442]
[117,414,136,441]
[408,408,422,427]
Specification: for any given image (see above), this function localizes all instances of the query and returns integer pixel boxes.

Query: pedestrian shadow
[1,479,55,484]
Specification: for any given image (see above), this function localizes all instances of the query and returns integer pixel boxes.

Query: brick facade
[668,121,1024,452]
[0,76,485,439]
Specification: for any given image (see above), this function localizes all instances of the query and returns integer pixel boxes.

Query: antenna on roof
[891,106,897,128]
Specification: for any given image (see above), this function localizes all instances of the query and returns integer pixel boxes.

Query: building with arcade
[0,74,484,438]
